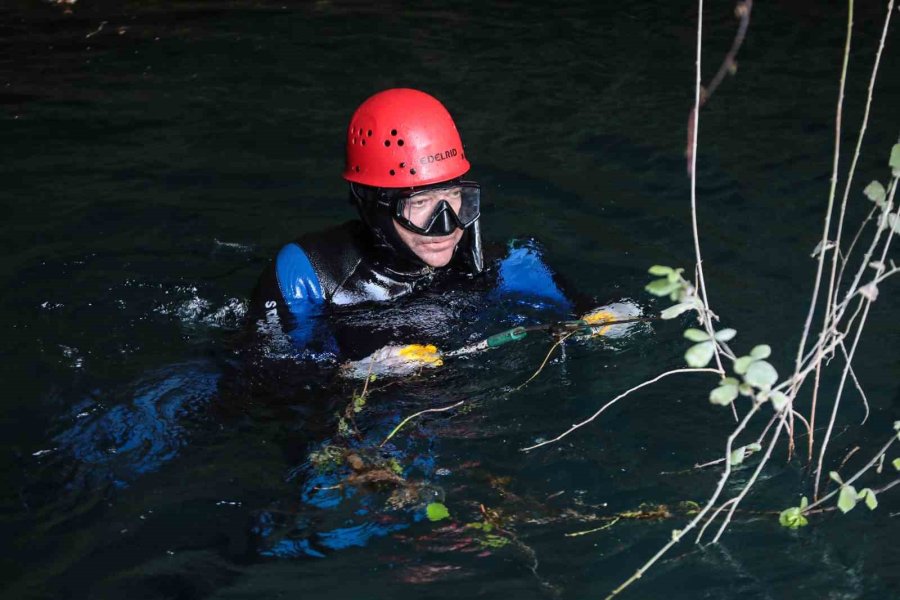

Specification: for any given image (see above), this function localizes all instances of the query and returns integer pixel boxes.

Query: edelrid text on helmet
[342,88,471,188]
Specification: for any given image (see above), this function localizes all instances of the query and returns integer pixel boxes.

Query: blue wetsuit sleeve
[491,239,574,311]
[274,243,328,349]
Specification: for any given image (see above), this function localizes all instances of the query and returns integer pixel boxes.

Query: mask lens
[396,183,480,233]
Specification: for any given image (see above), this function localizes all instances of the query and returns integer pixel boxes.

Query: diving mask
[392,182,480,236]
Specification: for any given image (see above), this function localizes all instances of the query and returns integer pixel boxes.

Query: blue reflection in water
[52,362,219,488]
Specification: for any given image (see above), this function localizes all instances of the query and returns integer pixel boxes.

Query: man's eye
[410,199,427,209]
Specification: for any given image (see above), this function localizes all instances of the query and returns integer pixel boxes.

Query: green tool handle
[486,326,528,348]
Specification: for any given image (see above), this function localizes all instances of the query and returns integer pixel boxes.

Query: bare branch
[521,368,720,452]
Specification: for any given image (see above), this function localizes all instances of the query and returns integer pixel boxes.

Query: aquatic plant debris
[426,502,450,522]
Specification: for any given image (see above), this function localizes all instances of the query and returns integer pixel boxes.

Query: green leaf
[893,457,900,471]
[750,345,772,360]
[858,488,878,510]
[710,382,739,406]
[769,391,790,412]
[889,213,900,235]
[684,328,710,342]
[722,377,740,386]
[645,278,679,297]
[889,143,900,174]
[648,265,674,276]
[729,447,747,466]
[666,269,684,283]
[734,355,754,375]
[714,328,737,342]
[426,502,450,522]
[800,496,809,510]
[864,180,887,204]
[829,471,843,485]
[837,485,858,514]
[661,302,696,320]
[745,360,778,389]
[746,443,762,452]
[685,341,715,368]
[739,383,754,396]
[779,506,808,529]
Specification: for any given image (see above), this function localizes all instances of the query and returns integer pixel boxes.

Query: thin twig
[514,331,577,391]
[521,368,720,452]
[565,517,621,537]
[837,340,870,424]
[793,0,854,463]
[379,400,465,447]
[806,435,896,513]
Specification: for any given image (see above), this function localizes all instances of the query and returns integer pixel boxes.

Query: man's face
[392,186,465,268]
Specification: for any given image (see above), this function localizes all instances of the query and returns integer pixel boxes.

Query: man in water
[251,88,610,374]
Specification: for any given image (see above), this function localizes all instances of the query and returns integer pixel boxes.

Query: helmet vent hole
[410,168,416,175]
[389,169,396,176]
[367,130,372,136]
[384,140,391,147]
[358,128,363,135]
[361,139,366,146]
[354,165,360,172]
[351,138,356,144]
[397,139,404,146]
[399,162,405,168]
[390,129,397,136]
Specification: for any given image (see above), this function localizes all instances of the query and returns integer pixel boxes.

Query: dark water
[2,1,900,598]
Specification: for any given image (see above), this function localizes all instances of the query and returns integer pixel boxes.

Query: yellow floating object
[582,310,616,336]
[397,344,444,366]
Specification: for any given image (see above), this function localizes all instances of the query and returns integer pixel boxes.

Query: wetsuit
[250,220,578,361]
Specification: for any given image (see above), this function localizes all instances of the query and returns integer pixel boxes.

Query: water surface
[2,1,899,598]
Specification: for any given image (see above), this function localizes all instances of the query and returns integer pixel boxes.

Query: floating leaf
[661,302,696,320]
[769,392,790,412]
[893,457,900,471]
[779,506,808,529]
[710,382,739,406]
[750,345,771,360]
[739,383,754,396]
[858,488,878,510]
[800,496,809,510]
[671,529,682,541]
[890,143,900,175]
[648,265,674,276]
[684,328,710,342]
[722,377,740,386]
[714,328,737,342]
[685,341,715,368]
[829,471,843,484]
[734,355,754,375]
[645,278,679,297]
[745,360,778,389]
[426,502,450,522]
[869,260,886,271]
[837,485,858,514]
[864,180,886,204]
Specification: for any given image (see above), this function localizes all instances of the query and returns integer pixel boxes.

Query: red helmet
[342,88,471,188]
